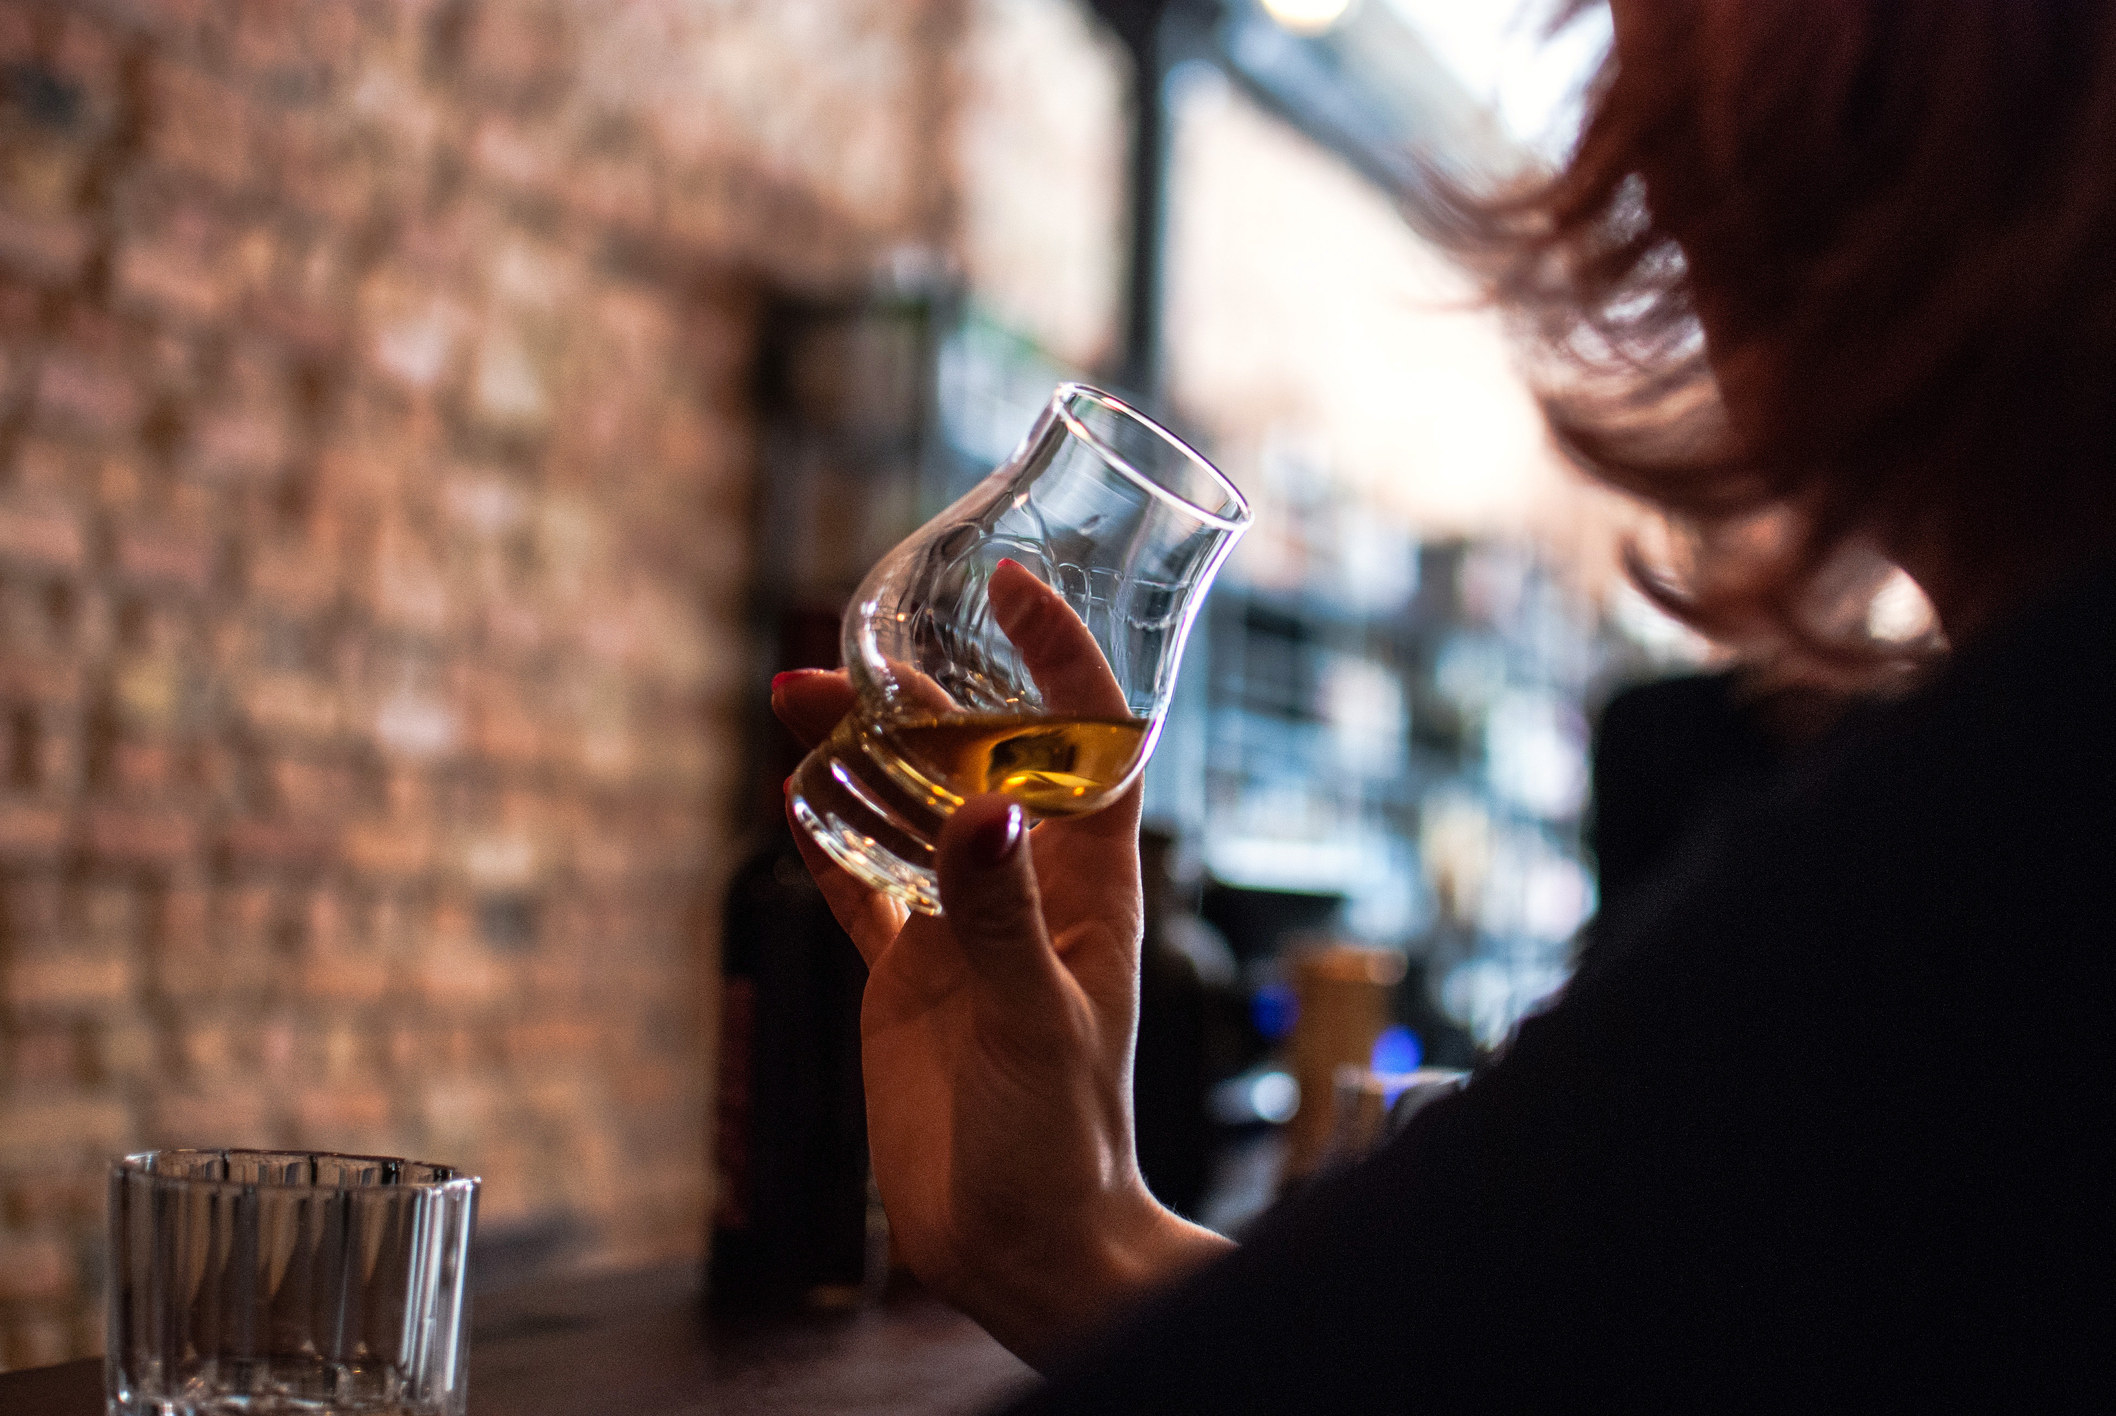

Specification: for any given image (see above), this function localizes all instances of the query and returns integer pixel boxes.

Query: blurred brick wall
[0,0,960,1368]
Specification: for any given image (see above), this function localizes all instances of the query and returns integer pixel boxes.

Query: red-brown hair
[1452,0,2116,679]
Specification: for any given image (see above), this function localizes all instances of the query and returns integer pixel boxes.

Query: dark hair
[1452,0,2116,679]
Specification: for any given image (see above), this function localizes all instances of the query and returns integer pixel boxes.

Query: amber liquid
[868,711,1149,818]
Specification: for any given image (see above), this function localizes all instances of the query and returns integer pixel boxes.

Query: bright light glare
[1250,1071,1300,1124]
[1261,0,1355,35]
[1381,0,1611,155]
[1868,568,1936,643]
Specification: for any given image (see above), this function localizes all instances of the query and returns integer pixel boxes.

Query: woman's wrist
[1098,1186,1233,1310]
[954,1182,1235,1368]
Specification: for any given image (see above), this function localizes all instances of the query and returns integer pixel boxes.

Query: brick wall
[0,0,960,1368]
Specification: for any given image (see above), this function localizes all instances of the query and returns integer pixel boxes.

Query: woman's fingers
[988,559,1130,720]
[784,785,909,964]
[772,669,856,747]
[1030,781,1145,1002]
[933,794,1073,1024]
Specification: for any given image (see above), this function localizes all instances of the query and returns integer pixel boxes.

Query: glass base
[790,728,951,916]
[109,1397,432,1416]
[109,1355,444,1415]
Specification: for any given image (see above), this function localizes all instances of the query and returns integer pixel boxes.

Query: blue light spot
[1371,1025,1422,1075]
[1251,984,1298,1041]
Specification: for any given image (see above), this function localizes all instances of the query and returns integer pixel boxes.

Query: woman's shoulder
[1552,558,2116,1124]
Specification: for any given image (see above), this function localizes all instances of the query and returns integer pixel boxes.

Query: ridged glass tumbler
[107,1150,478,1416]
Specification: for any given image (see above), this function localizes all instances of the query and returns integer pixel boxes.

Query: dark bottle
[1134,827,1243,1218]
[709,824,878,1313]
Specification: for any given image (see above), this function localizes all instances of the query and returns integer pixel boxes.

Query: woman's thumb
[935,795,1062,1001]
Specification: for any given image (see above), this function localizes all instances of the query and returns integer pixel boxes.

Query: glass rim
[1052,383,1253,533]
[112,1148,481,1194]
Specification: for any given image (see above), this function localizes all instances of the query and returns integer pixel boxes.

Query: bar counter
[0,1265,1034,1416]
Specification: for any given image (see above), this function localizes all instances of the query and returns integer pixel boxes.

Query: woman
[773,0,2116,1405]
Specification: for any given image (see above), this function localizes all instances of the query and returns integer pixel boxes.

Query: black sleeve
[1588,670,1778,914]
[996,938,1739,1414]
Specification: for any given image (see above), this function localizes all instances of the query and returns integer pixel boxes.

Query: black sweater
[1004,562,2116,1411]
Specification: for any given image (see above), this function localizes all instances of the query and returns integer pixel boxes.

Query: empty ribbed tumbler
[107,1150,478,1416]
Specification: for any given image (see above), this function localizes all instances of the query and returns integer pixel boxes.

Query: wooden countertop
[0,1266,1034,1415]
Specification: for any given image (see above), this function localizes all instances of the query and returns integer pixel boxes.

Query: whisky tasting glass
[108,1150,478,1416]
[791,383,1250,915]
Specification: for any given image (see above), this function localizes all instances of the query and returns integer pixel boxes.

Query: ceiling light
[1260,0,1355,36]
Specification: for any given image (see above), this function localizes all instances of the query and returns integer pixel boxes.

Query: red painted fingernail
[970,803,1023,866]
[996,557,1023,573]
[770,671,804,694]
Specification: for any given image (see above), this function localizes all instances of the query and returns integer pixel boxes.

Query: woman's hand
[770,563,1231,1364]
